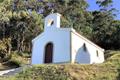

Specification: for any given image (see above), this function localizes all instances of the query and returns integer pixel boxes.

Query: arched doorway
[44,42,53,63]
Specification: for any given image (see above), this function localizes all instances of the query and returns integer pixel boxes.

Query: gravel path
[0,65,31,76]
[0,67,22,76]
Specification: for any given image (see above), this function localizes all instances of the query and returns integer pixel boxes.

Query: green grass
[0,50,120,80]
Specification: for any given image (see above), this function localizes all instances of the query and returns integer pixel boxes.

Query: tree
[92,11,114,49]
[110,20,120,49]
[52,0,93,38]
[19,0,93,38]
[0,0,43,53]
[91,0,120,49]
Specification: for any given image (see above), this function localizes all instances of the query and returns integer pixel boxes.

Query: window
[47,19,54,27]
[96,50,99,57]
[50,21,54,25]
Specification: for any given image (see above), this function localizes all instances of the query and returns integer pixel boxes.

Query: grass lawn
[0,50,120,80]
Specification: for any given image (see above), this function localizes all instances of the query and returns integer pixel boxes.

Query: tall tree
[0,0,43,53]
[91,0,120,49]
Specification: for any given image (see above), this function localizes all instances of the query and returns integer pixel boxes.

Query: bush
[10,51,30,66]
[14,65,72,80]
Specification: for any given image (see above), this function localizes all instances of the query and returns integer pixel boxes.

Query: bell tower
[44,13,61,31]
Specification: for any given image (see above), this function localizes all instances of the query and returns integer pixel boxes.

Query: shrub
[14,65,72,80]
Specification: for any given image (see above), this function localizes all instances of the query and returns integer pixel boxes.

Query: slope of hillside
[0,51,120,80]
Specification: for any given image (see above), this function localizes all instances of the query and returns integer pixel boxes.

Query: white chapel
[31,13,105,64]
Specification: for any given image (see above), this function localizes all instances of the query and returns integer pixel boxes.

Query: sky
[87,0,120,20]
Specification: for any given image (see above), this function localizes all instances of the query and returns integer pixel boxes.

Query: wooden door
[44,43,53,63]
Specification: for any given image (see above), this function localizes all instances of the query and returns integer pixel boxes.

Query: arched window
[47,19,54,27]
[44,42,53,63]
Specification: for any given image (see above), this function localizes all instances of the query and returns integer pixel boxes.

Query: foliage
[9,51,30,66]
[0,50,120,80]
[0,38,11,62]
[0,0,43,56]
[91,11,120,49]
[52,0,93,38]
[96,0,113,8]
[0,65,72,80]
[15,65,72,80]
[90,0,120,49]
[0,51,30,70]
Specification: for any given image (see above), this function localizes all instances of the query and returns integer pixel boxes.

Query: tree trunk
[21,36,25,52]
[17,37,21,53]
